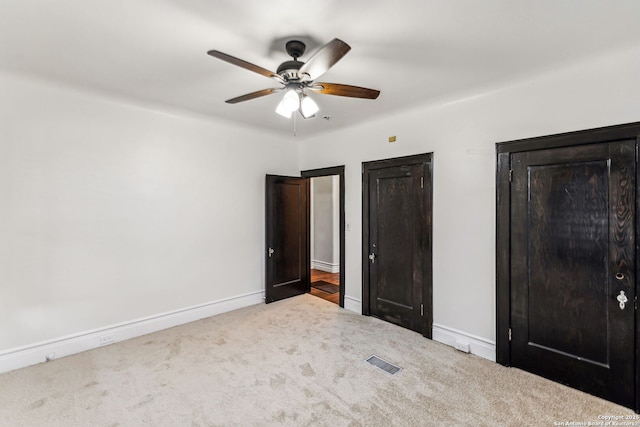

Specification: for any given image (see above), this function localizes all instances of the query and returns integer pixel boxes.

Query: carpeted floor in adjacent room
[0,294,633,426]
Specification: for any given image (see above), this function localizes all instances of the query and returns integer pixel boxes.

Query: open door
[265,175,310,303]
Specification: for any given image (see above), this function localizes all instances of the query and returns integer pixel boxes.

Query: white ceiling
[2,0,640,137]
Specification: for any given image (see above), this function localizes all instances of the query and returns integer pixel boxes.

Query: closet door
[510,140,635,407]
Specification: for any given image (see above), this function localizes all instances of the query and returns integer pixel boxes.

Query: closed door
[363,155,432,336]
[510,140,635,407]
[265,175,310,303]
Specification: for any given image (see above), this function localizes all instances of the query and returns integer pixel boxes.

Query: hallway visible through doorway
[302,165,345,307]
[310,269,339,305]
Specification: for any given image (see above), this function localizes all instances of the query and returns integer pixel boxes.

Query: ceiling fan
[207,38,380,119]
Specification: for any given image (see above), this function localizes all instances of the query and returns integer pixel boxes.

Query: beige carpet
[0,294,633,426]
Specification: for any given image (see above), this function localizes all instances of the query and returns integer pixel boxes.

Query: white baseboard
[311,260,340,274]
[0,294,497,374]
[432,323,496,362]
[343,296,362,314]
[341,302,495,361]
[0,290,264,374]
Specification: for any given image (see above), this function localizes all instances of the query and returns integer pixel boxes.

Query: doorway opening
[309,175,340,304]
[302,166,345,307]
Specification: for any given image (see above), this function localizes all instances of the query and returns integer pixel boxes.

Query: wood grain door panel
[510,140,635,407]
[265,175,310,303]
[363,154,432,337]
[369,165,422,329]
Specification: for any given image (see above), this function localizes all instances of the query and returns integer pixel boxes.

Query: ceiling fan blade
[310,83,380,99]
[207,50,284,83]
[225,88,281,104]
[298,38,351,81]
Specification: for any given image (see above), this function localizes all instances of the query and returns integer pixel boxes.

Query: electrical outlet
[99,334,114,346]
[454,340,471,353]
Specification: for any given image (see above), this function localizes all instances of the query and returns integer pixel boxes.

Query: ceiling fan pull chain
[293,111,297,137]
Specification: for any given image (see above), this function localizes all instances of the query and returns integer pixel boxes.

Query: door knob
[368,253,376,263]
[268,247,275,258]
[617,290,628,310]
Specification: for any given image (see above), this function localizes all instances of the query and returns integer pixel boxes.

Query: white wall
[299,44,640,349]
[0,72,299,352]
[3,42,640,365]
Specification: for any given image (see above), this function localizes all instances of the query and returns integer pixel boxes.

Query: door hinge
[420,176,424,189]
[508,169,513,182]
[508,328,512,341]
[635,296,637,311]
[420,304,424,317]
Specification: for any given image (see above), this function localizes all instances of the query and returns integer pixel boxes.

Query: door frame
[301,166,345,308]
[362,153,433,337]
[496,121,640,411]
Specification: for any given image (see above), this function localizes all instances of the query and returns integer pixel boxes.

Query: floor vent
[365,355,402,375]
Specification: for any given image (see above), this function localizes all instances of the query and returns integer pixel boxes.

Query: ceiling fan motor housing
[277,40,307,80]
[277,60,304,80]
[285,40,306,58]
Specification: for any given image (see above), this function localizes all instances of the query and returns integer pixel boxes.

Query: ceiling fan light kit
[281,89,301,111]
[207,38,380,121]
[275,96,293,118]
[300,94,319,118]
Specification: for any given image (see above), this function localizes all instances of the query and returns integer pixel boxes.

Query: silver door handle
[368,253,376,263]
[268,247,275,258]
[617,290,628,310]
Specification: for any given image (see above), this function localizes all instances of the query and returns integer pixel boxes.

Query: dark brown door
[510,140,635,407]
[265,175,310,303]
[364,156,432,336]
